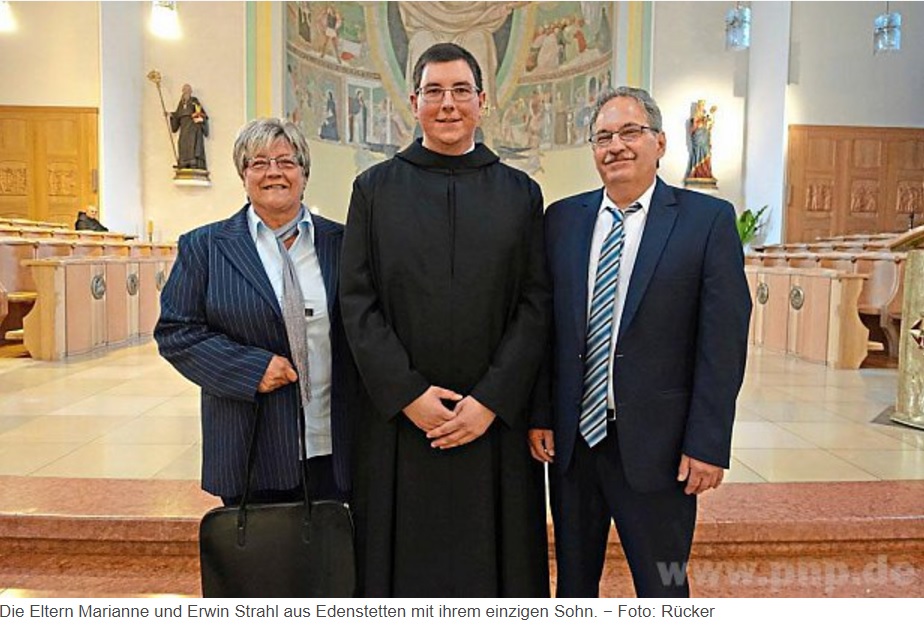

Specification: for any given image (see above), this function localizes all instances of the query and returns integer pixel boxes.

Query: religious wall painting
[285,1,619,173]
[345,83,372,146]
[317,73,343,143]
[525,1,611,79]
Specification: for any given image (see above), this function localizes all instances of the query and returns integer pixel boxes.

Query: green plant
[736,205,768,246]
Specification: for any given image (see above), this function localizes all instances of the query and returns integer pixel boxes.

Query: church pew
[832,241,865,252]
[863,239,891,250]
[761,252,789,267]
[817,252,858,273]
[854,251,906,358]
[746,266,868,368]
[784,252,819,269]
[70,241,107,257]
[49,229,81,241]
[102,242,131,257]
[806,242,836,253]
[35,239,75,259]
[20,257,141,360]
[0,238,38,293]
[137,258,171,337]
[153,243,178,258]
[749,268,792,354]
[103,259,140,348]
[19,226,56,239]
[127,242,154,257]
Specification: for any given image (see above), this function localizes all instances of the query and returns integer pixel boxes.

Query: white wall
[788,1,924,127]
[100,1,144,235]
[142,1,247,241]
[0,1,100,106]
[651,1,747,210]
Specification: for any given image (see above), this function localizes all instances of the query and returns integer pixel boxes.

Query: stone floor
[0,341,922,597]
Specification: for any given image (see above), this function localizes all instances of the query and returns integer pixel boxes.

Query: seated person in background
[75,205,109,232]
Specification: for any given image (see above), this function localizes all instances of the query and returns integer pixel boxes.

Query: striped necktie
[579,201,641,447]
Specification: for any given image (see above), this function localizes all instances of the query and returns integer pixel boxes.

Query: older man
[530,87,750,597]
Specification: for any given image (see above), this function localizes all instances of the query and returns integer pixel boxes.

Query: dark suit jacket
[541,178,751,493]
[155,205,353,498]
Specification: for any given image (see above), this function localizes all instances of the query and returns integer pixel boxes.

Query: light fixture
[725,3,750,51]
[0,1,17,33]
[150,0,180,40]
[874,2,902,54]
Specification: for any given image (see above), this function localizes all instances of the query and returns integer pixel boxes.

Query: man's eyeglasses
[246,155,301,171]
[417,84,480,103]
[589,125,659,148]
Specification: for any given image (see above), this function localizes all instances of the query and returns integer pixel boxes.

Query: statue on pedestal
[170,84,209,176]
[684,99,717,189]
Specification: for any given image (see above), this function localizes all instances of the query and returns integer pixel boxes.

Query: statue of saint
[684,100,717,187]
[170,84,209,171]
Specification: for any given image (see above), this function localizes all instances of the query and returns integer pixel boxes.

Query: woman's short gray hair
[232,118,311,180]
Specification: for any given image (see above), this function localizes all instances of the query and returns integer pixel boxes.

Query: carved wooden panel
[897,181,923,214]
[0,118,32,219]
[849,180,879,214]
[0,163,28,195]
[47,163,78,196]
[787,126,924,241]
[805,179,833,213]
[0,107,97,224]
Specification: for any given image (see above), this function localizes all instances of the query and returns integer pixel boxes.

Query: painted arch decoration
[284,1,650,171]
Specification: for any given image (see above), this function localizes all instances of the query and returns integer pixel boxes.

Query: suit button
[578,353,584,360]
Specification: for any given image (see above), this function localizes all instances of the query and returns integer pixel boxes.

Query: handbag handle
[236,391,313,546]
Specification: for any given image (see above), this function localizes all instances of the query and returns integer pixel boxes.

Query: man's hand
[257,355,298,393]
[677,453,724,495]
[403,386,462,432]
[528,429,555,463]
[427,396,496,449]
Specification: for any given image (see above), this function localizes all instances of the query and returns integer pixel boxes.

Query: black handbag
[199,403,356,598]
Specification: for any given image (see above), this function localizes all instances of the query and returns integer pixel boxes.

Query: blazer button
[578,353,584,361]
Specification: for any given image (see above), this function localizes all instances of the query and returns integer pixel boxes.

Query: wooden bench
[21,256,171,360]
[747,266,868,368]
[854,251,906,357]
[0,238,39,341]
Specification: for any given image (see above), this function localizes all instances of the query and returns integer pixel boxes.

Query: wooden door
[786,125,924,242]
[0,106,98,225]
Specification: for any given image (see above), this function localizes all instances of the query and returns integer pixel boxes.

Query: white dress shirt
[586,180,656,410]
[247,205,332,459]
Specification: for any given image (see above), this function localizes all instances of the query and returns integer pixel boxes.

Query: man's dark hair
[411,43,483,92]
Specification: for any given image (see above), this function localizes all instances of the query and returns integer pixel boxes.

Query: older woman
[155,118,352,506]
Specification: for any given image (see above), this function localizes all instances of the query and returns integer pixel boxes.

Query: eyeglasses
[589,125,659,148]
[416,84,480,103]
[246,155,301,171]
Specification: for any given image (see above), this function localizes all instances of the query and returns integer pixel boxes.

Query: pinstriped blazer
[155,205,353,498]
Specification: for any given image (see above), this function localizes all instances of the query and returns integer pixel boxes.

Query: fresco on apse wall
[284,1,615,173]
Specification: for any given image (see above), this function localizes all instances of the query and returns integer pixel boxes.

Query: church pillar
[743,1,791,245]
[99,1,145,237]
